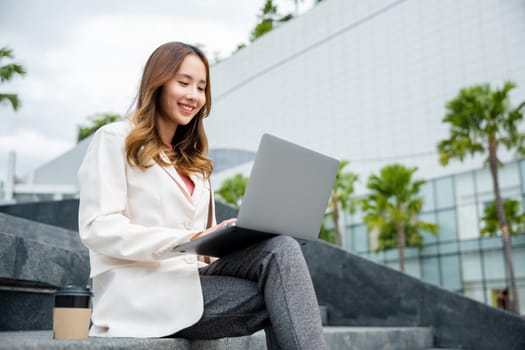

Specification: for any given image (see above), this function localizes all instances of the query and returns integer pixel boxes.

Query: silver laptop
[168,133,339,257]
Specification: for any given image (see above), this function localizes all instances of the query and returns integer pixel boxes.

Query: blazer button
[184,222,192,230]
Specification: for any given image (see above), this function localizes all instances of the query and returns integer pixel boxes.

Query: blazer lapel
[158,152,193,200]
[189,173,205,205]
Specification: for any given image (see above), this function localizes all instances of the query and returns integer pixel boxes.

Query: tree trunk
[488,138,520,314]
[397,221,405,272]
[332,195,342,246]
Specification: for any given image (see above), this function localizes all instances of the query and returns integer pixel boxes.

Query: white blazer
[78,120,215,338]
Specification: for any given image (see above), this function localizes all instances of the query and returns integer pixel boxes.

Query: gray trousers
[175,235,327,350]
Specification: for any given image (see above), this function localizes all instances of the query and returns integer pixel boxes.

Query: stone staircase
[1,326,459,350]
[1,205,525,350]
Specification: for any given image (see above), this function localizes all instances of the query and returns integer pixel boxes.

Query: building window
[437,209,457,242]
[420,181,435,212]
[441,255,462,291]
[422,256,441,286]
[352,224,369,253]
[482,249,506,281]
[435,176,455,209]
[454,172,476,206]
[457,203,479,239]
[419,212,438,244]
[475,167,493,197]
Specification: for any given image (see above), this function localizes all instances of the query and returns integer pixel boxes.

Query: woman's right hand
[190,218,237,241]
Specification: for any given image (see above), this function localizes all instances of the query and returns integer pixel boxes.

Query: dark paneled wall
[0,199,237,232]
[0,199,79,231]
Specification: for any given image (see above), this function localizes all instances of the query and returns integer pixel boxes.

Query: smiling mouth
[178,103,195,114]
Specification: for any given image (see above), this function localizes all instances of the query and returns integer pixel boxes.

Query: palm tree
[481,199,525,237]
[437,81,525,314]
[361,164,438,272]
[0,46,26,111]
[320,160,358,245]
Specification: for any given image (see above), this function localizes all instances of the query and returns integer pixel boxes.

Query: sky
[0,0,315,186]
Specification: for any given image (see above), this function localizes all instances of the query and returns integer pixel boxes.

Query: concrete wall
[206,0,525,194]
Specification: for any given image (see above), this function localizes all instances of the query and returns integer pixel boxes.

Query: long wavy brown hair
[125,42,213,177]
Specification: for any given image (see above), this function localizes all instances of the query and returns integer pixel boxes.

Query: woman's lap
[175,236,325,349]
[175,275,269,339]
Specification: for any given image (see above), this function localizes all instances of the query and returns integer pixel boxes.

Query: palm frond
[0,63,26,82]
[0,93,20,110]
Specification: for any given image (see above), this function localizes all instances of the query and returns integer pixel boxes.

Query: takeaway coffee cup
[53,285,92,340]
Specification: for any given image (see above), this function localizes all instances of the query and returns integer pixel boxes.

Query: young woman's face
[159,54,207,130]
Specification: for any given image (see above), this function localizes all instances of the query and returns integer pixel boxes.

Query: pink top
[164,142,195,196]
[179,172,195,196]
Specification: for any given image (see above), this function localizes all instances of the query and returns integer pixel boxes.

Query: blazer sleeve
[78,126,195,262]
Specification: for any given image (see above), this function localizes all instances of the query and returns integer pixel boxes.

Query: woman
[78,41,326,349]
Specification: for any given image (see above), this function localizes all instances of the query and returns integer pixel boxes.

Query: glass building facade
[343,160,525,314]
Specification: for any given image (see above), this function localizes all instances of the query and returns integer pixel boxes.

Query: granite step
[0,326,437,350]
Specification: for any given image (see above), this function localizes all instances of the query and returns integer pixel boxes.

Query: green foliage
[437,81,525,165]
[279,14,294,22]
[0,94,20,110]
[361,164,438,253]
[234,1,324,57]
[77,113,121,142]
[215,173,249,208]
[251,20,274,41]
[0,46,26,111]
[374,217,438,251]
[319,218,335,244]
[234,43,247,52]
[236,0,325,56]
[332,160,359,211]
[320,160,358,245]
[250,0,294,42]
[0,47,26,82]
[481,199,525,237]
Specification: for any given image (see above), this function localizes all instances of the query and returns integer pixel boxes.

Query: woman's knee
[265,235,302,257]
